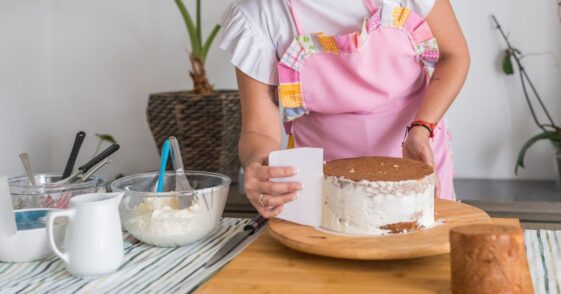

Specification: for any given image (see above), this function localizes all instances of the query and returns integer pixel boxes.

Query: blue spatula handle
[156,140,171,193]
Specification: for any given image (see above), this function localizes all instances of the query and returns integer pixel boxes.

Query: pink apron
[278,0,455,200]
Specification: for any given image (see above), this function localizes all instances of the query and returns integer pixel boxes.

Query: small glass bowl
[0,208,65,263]
[9,174,106,210]
[111,171,230,247]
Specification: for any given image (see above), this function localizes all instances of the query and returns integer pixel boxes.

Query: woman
[220,0,469,218]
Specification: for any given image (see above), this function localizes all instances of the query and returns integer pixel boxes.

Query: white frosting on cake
[321,174,435,235]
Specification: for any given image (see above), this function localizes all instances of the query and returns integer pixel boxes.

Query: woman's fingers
[243,177,302,199]
[251,164,298,180]
[248,192,298,217]
[260,192,299,208]
[257,204,285,219]
[402,145,413,160]
[422,147,436,168]
[242,161,301,218]
[403,138,435,167]
[257,181,303,195]
[247,191,292,218]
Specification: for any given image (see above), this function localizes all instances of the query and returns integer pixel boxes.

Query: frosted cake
[322,157,436,235]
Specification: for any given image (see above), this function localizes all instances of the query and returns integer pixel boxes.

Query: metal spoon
[78,158,111,182]
[19,153,36,187]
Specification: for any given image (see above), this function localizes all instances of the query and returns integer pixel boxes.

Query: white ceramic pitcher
[46,192,124,278]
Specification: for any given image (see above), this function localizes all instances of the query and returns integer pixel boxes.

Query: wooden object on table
[268,199,490,260]
[450,224,533,294]
[198,218,531,294]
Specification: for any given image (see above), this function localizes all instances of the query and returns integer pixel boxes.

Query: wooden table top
[198,218,523,294]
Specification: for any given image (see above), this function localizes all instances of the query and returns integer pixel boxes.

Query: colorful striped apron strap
[284,121,296,149]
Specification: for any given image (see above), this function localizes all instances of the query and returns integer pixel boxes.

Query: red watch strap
[402,120,437,147]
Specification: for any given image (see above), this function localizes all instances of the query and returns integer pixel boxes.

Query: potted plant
[147,0,241,181]
[493,15,561,190]
[516,129,561,186]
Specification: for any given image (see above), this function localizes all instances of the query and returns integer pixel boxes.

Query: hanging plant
[492,15,561,174]
[501,49,519,75]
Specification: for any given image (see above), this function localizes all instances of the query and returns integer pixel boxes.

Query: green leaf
[515,131,561,174]
[95,133,117,144]
[502,51,514,75]
[113,173,125,180]
[196,0,202,45]
[201,24,221,63]
[175,0,201,55]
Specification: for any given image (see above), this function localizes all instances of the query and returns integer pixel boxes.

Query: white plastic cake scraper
[0,176,17,238]
[269,148,323,227]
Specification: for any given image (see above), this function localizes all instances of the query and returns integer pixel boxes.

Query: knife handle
[62,131,86,179]
[79,144,120,173]
[244,215,267,233]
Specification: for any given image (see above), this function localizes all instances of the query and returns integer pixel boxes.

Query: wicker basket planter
[147,90,241,182]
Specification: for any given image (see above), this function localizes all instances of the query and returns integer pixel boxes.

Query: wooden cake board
[268,199,490,260]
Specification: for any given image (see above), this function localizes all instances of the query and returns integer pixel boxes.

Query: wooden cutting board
[268,199,490,260]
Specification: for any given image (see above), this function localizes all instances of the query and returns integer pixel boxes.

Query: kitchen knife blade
[205,215,267,267]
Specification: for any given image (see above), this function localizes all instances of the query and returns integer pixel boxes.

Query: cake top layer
[324,157,434,182]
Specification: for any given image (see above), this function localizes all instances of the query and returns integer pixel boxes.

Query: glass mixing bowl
[9,174,107,210]
[111,171,230,247]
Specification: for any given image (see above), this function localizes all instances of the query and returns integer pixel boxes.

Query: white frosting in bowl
[124,197,217,247]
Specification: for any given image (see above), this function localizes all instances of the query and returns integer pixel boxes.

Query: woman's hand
[402,127,441,198]
[244,161,303,218]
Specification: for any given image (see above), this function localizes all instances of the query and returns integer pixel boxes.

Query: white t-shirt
[220,0,436,85]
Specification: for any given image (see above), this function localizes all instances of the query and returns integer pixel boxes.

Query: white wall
[1,0,560,180]
[0,0,54,176]
[449,0,561,179]
[47,0,235,180]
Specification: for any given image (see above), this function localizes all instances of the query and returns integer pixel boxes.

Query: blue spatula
[156,140,171,193]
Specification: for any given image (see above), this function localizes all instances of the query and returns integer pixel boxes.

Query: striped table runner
[0,218,252,294]
[526,230,561,294]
